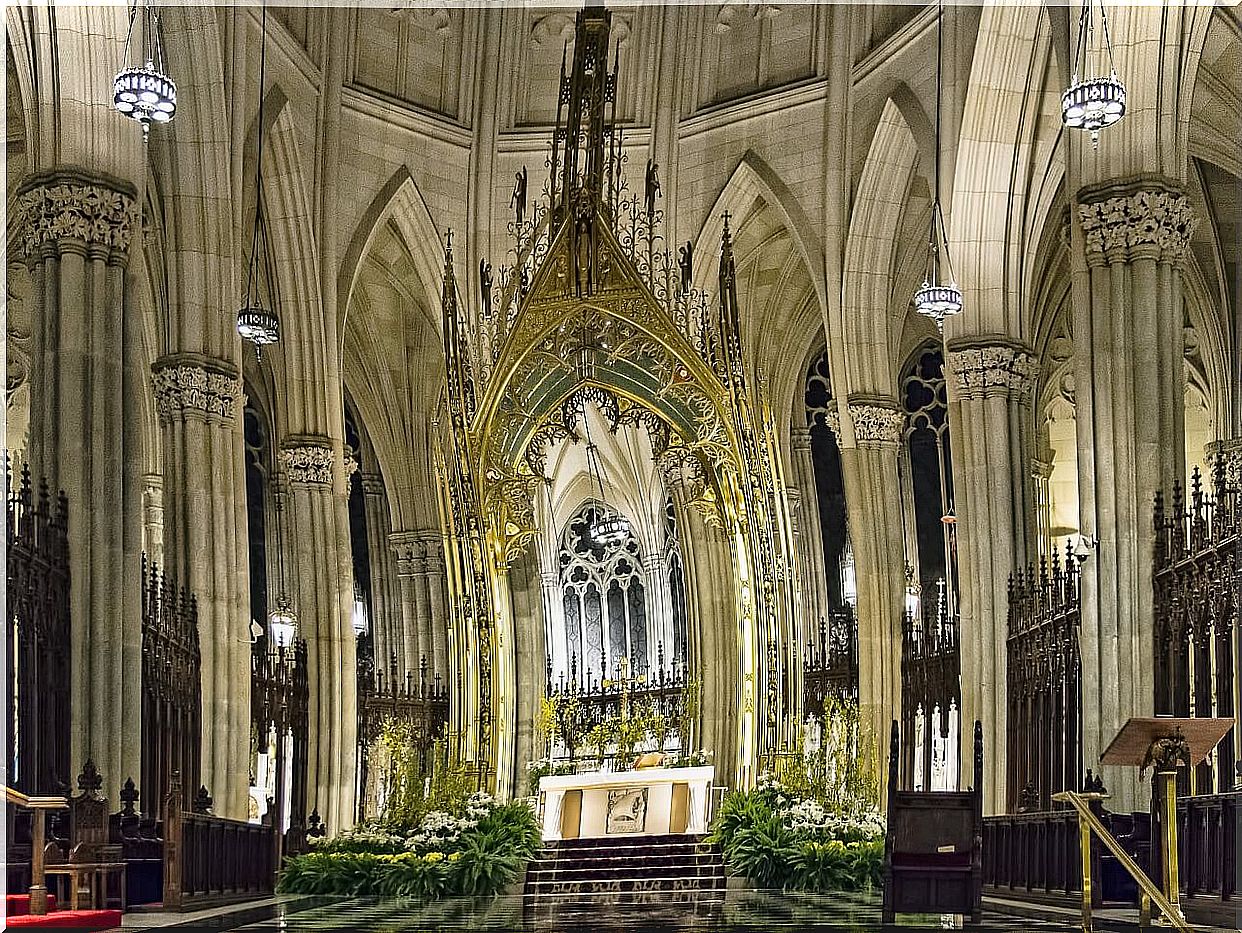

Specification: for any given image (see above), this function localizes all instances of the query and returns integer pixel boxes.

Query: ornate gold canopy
[437,5,801,790]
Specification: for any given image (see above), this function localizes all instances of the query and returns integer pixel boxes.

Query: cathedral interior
[4,1,1241,931]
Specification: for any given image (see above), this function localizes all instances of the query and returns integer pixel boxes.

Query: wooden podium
[1100,717,1234,922]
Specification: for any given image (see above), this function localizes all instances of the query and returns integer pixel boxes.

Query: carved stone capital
[279,437,335,486]
[359,471,387,497]
[1077,184,1196,265]
[17,172,140,258]
[847,402,904,448]
[151,355,242,424]
[389,529,444,572]
[945,344,1039,400]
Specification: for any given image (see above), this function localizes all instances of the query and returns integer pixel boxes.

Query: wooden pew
[882,719,983,923]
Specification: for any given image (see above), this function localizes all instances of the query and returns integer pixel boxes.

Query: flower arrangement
[282,776,539,899]
[707,699,884,893]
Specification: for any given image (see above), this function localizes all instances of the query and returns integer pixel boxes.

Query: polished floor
[137,891,1138,932]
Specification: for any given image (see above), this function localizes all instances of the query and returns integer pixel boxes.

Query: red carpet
[5,894,121,931]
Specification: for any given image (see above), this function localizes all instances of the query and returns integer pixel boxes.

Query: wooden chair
[44,762,126,911]
[882,719,983,924]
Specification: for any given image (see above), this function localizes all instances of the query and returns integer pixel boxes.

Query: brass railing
[6,786,68,916]
[1052,789,1189,932]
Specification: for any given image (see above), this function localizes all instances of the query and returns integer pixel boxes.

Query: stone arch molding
[465,218,742,566]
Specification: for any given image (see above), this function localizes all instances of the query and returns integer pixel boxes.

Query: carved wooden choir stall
[882,719,984,924]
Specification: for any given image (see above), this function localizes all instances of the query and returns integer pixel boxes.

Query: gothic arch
[691,150,828,319]
[843,97,917,399]
[338,165,446,337]
[947,2,1063,341]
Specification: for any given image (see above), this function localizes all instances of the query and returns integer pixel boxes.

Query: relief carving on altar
[606,787,648,834]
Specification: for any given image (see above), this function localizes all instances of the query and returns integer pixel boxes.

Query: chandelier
[1062,0,1126,148]
[237,3,280,355]
[914,0,961,330]
[113,1,177,138]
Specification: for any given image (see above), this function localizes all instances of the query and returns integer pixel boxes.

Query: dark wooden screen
[1006,547,1082,812]
[803,606,859,716]
[6,460,70,794]
[1153,460,1239,795]
[900,596,961,788]
[141,555,201,817]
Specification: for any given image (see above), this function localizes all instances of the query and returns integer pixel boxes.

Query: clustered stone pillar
[944,344,1039,814]
[359,473,400,673]
[1073,181,1195,809]
[838,400,907,779]
[18,171,144,798]
[278,437,358,831]
[667,474,739,779]
[142,474,165,567]
[389,530,451,680]
[789,426,831,641]
[152,356,251,818]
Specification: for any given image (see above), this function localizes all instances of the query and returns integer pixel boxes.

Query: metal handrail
[1052,790,1189,933]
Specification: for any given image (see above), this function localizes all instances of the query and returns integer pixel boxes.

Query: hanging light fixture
[268,481,298,649]
[914,0,962,330]
[1062,0,1126,148]
[237,2,281,355]
[113,0,177,138]
[578,402,629,547]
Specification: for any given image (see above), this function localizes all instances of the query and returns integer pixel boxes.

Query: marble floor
[129,891,1138,932]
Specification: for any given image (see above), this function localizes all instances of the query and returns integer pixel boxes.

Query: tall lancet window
[560,501,648,684]
[804,348,849,609]
[900,346,957,614]
[664,496,688,665]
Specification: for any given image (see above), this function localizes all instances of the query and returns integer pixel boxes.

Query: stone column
[838,400,907,779]
[424,537,450,682]
[944,344,1039,814]
[641,551,671,673]
[789,427,831,638]
[278,438,358,832]
[152,356,250,818]
[17,172,144,797]
[1073,181,1195,809]
[389,531,428,673]
[359,473,399,672]
[141,474,165,568]
[540,570,565,683]
[667,479,738,779]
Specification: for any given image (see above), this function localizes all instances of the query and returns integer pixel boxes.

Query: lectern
[1100,717,1234,920]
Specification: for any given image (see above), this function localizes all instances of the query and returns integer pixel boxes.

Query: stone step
[529,860,724,879]
[529,853,723,871]
[536,841,717,860]
[526,874,725,884]
[523,886,727,907]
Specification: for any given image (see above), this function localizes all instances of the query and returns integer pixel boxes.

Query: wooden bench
[882,719,983,923]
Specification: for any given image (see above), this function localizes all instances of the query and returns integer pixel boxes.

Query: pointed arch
[692,150,827,317]
[257,87,331,437]
[842,98,918,399]
[947,2,1062,341]
[338,165,446,339]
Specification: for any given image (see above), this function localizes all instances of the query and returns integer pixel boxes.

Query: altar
[538,766,715,841]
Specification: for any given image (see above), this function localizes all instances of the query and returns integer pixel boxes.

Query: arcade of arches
[6,0,1240,881]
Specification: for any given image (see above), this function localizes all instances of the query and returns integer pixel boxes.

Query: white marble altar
[538,766,715,841]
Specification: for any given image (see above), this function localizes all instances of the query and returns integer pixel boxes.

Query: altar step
[523,834,726,916]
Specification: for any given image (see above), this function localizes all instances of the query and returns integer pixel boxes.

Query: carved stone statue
[644,158,661,217]
[510,166,529,227]
[479,259,493,318]
[678,240,693,292]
